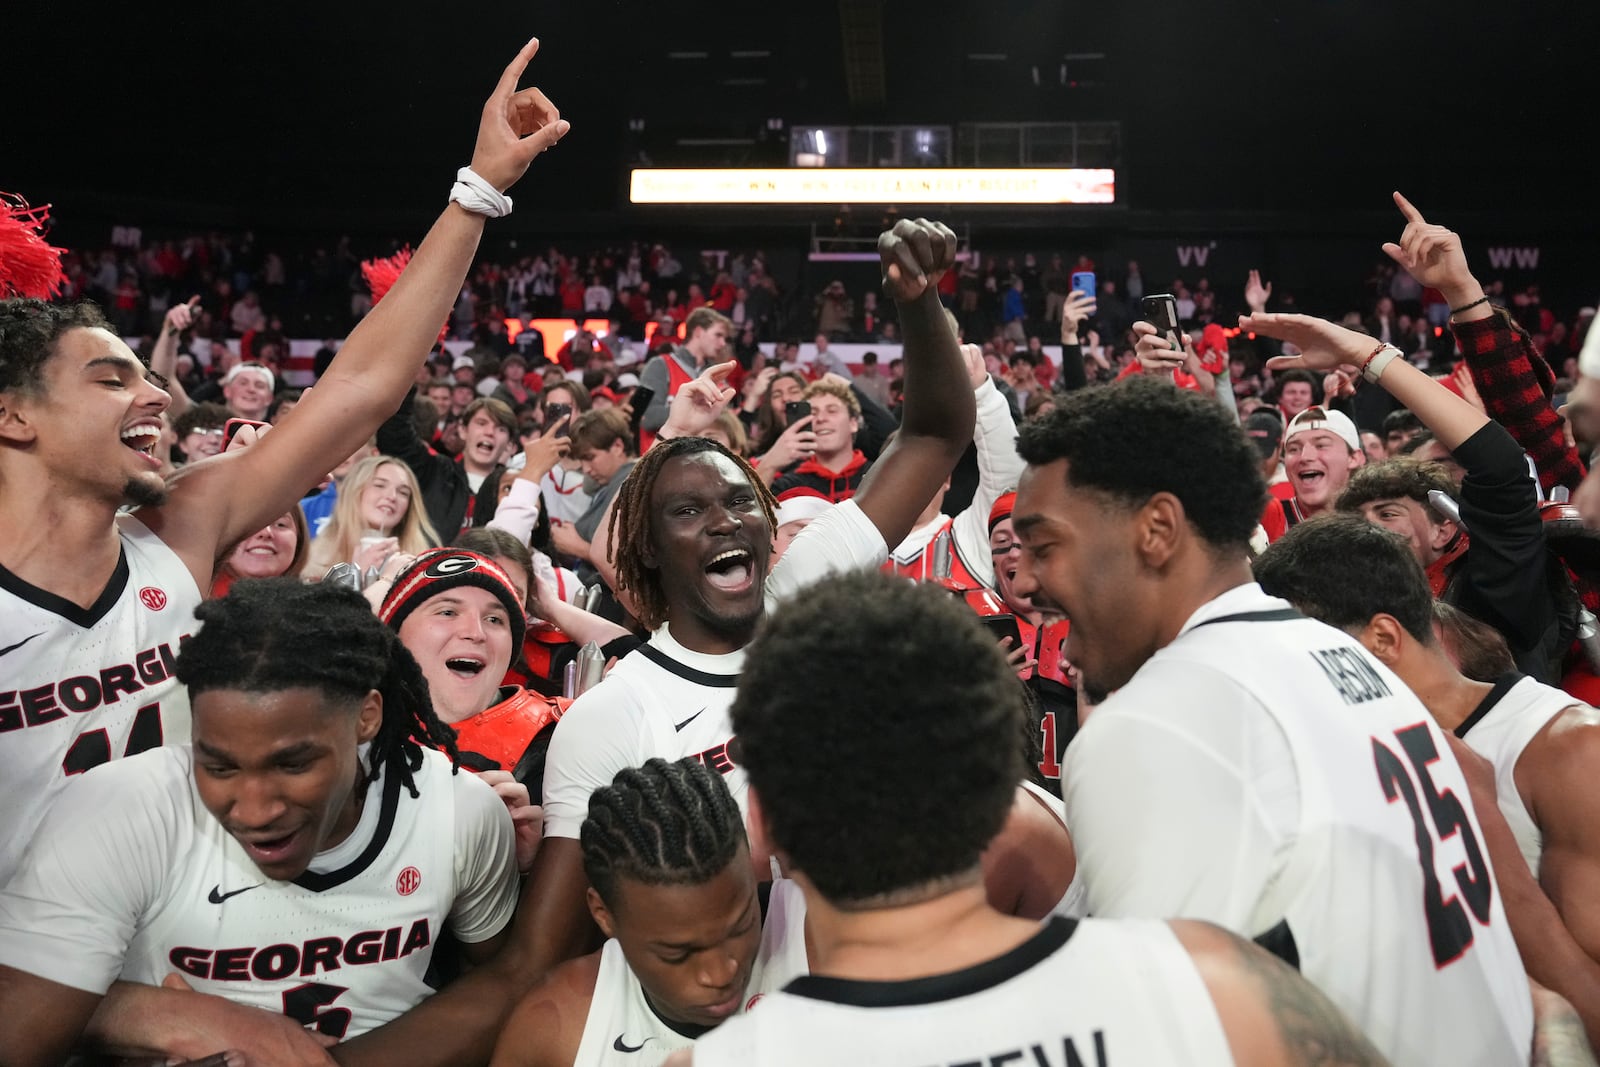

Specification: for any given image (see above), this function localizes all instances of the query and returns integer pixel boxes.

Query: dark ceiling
[5,0,1598,239]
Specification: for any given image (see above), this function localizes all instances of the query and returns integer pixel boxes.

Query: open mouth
[235,826,303,865]
[1294,469,1325,489]
[704,548,755,592]
[445,656,487,679]
[121,425,162,460]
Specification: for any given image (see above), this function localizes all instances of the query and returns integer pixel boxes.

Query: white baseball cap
[1283,406,1361,452]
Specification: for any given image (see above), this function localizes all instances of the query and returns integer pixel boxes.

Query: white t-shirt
[888,377,1019,588]
[1064,583,1531,1066]
[689,917,1233,1067]
[1457,672,1579,873]
[0,514,203,885]
[572,880,810,1067]
[0,745,517,1038]
[542,499,885,837]
[540,464,594,527]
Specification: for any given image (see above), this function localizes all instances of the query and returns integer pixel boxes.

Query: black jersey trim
[292,759,403,893]
[636,643,740,688]
[1253,919,1300,971]
[0,545,130,628]
[1190,607,1305,629]
[783,916,1078,1008]
[643,989,716,1040]
[1454,672,1526,739]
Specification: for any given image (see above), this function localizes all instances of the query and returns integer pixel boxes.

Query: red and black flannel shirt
[1457,307,1586,493]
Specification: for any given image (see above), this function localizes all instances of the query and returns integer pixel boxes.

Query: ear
[744,787,787,875]
[1135,492,1184,569]
[1358,614,1407,666]
[356,690,384,744]
[1347,447,1366,471]
[0,392,38,445]
[587,886,618,939]
[1428,517,1458,553]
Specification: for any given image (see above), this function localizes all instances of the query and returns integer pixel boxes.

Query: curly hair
[174,578,459,798]
[1336,458,1459,522]
[0,298,112,395]
[606,436,777,631]
[1252,513,1434,643]
[731,571,1024,907]
[581,757,747,909]
[1016,375,1266,551]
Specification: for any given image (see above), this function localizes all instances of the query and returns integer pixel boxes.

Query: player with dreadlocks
[321,219,975,1067]
[0,580,520,1067]
[491,758,811,1067]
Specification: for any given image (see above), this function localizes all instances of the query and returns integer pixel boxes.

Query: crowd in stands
[9,38,1600,1067]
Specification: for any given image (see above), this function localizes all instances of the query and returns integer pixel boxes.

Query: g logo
[423,554,479,579]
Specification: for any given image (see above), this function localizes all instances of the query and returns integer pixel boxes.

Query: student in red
[986,492,1074,791]
[636,307,733,439]
[1257,405,1366,543]
[769,379,869,502]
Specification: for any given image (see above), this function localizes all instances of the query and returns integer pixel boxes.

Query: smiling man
[379,395,519,540]
[0,36,565,891]
[1007,375,1531,1064]
[769,380,867,503]
[0,581,518,1067]
[1259,405,1366,542]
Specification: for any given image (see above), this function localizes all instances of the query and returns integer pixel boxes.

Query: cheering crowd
[7,37,1600,1067]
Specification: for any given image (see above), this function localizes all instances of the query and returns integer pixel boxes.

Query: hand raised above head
[470,38,571,195]
[1379,191,1474,296]
[1247,312,1378,375]
[878,218,957,302]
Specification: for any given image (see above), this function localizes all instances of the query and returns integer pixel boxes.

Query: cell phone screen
[222,418,268,447]
[627,385,655,436]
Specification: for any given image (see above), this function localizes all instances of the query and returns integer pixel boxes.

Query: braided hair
[174,578,459,798]
[605,437,778,631]
[581,757,747,908]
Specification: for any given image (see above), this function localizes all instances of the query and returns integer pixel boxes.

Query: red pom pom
[0,193,70,300]
[361,247,447,346]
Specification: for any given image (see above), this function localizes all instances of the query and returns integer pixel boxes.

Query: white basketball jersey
[1142,595,1532,1065]
[572,879,811,1067]
[0,514,201,883]
[0,745,516,1038]
[1457,673,1577,873]
[689,917,1234,1067]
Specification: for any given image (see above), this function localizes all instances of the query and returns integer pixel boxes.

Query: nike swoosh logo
[0,632,43,658]
[208,883,261,904]
[613,1036,649,1054]
[673,709,705,733]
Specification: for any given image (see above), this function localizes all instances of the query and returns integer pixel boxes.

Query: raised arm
[147,297,198,419]
[150,39,569,583]
[1380,191,1583,494]
[851,220,976,547]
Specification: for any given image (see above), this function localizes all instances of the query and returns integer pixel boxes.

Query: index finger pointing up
[1392,190,1426,226]
[495,37,542,101]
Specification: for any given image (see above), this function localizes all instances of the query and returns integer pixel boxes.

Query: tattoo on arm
[1229,929,1389,1066]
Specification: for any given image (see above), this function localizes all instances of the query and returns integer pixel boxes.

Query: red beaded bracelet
[1358,342,1388,379]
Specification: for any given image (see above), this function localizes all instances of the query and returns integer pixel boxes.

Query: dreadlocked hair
[606,436,777,630]
[174,578,460,798]
[581,757,747,908]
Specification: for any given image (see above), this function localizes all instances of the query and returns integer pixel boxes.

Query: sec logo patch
[396,866,422,896]
[139,587,168,611]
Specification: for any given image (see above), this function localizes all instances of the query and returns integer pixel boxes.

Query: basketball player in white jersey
[322,221,981,1067]
[0,38,567,887]
[1009,375,1532,1063]
[1256,513,1600,1047]
[491,759,809,1067]
[671,571,1385,1067]
[0,581,519,1067]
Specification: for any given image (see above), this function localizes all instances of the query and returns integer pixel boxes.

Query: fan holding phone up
[1129,294,1217,396]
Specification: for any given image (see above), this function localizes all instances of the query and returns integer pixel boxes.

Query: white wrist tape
[1362,344,1402,385]
[1581,310,1600,379]
[449,167,513,218]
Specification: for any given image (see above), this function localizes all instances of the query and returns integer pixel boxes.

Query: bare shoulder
[490,950,603,1067]
[1525,705,1600,825]
[1168,919,1389,1067]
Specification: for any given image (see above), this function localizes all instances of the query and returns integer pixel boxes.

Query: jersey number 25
[1372,723,1493,968]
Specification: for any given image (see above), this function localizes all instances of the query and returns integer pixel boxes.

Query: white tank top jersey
[1456,672,1579,873]
[688,916,1234,1067]
[542,499,886,839]
[572,880,811,1067]
[0,514,202,884]
[1065,584,1532,1066]
[0,746,517,1038]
